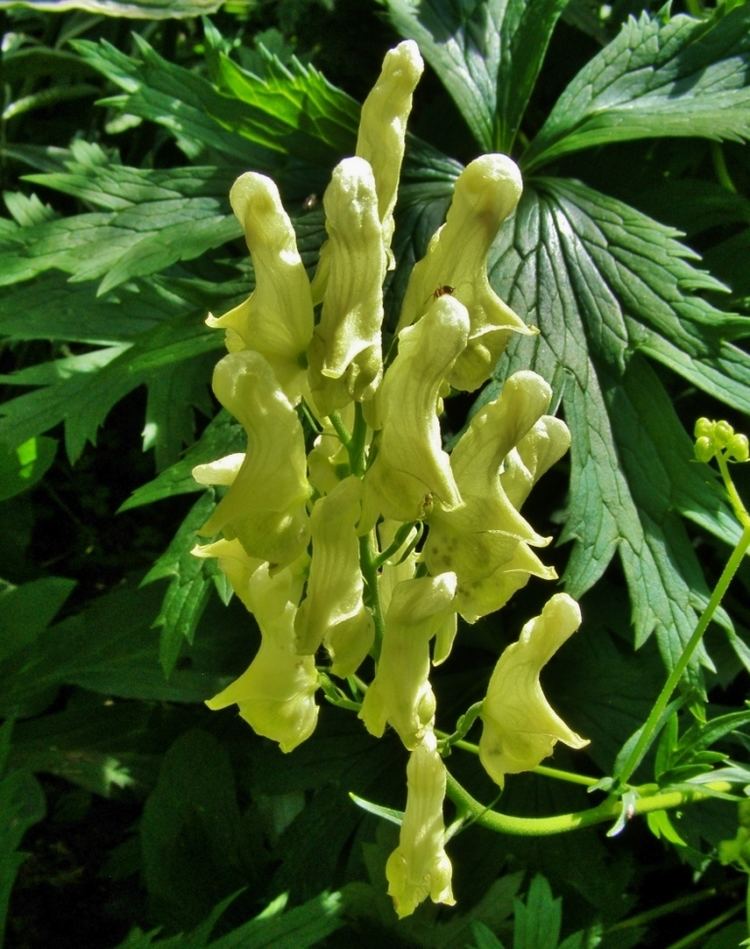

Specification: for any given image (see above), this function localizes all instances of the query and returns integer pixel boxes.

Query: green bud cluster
[694,417,750,464]
[193,42,586,917]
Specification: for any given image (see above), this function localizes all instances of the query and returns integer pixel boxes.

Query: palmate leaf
[0,306,222,462]
[383,0,569,152]
[3,159,240,295]
[523,4,750,172]
[489,178,748,666]
[73,33,358,170]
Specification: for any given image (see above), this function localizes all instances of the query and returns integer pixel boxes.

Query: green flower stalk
[195,40,584,917]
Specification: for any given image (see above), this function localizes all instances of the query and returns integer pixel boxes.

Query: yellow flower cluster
[193,41,587,917]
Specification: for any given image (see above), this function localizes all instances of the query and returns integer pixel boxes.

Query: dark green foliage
[1,0,749,945]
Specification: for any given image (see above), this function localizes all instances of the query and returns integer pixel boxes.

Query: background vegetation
[1,0,749,945]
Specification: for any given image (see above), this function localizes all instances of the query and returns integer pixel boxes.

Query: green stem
[328,411,351,448]
[445,772,733,837]
[606,881,740,934]
[717,453,750,528]
[617,522,750,786]
[664,901,743,949]
[349,402,368,477]
[360,530,385,660]
[435,731,600,787]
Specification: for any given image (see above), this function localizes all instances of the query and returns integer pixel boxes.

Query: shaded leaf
[513,875,561,949]
[142,493,219,677]
[0,575,76,664]
[119,412,243,512]
[0,0,223,17]
[0,581,226,713]
[0,435,57,501]
[139,730,245,930]
[0,721,46,947]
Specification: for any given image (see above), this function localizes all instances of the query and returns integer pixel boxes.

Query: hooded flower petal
[294,476,374,675]
[308,157,387,416]
[206,561,317,753]
[424,371,567,622]
[356,40,424,267]
[191,537,262,613]
[362,294,469,525]
[359,572,457,749]
[500,415,571,510]
[206,173,313,403]
[386,730,455,918]
[479,593,588,787]
[197,351,310,565]
[396,154,535,391]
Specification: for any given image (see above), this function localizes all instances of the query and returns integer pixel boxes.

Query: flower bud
[308,157,387,415]
[356,40,424,268]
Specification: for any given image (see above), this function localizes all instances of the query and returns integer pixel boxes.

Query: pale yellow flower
[386,730,455,918]
[359,572,457,749]
[362,294,469,525]
[294,477,374,676]
[479,593,588,787]
[396,154,535,391]
[308,157,387,416]
[206,561,317,753]
[197,351,310,566]
[206,172,314,403]
[424,371,569,622]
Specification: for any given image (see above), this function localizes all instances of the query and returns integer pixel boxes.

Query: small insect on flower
[302,193,319,211]
[433,285,455,298]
